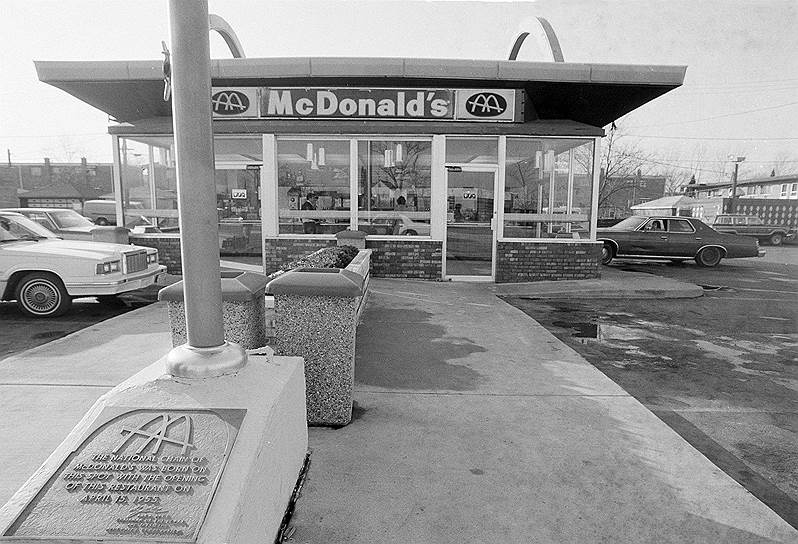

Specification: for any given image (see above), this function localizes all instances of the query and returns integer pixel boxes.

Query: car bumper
[64,265,166,296]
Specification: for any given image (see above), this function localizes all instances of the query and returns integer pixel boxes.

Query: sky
[1,0,797,184]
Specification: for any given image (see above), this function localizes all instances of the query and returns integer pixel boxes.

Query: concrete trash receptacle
[158,271,270,350]
[91,226,130,244]
[266,266,365,426]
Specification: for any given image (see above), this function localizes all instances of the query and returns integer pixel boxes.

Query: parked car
[0,211,164,317]
[597,215,765,267]
[0,208,96,240]
[711,214,795,246]
[82,200,152,228]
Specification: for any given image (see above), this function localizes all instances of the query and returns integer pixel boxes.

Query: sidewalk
[1,273,796,542]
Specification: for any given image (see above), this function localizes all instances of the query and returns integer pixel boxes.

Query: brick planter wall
[365,239,443,280]
[129,233,182,274]
[264,238,337,274]
[496,241,602,283]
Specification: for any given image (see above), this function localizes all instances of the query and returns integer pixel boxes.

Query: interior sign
[455,89,516,122]
[262,88,454,120]
[231,189,247,199]
[211,88,259,118]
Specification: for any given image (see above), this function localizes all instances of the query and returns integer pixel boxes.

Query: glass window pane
[277,139,351,235]
[503,138,594,239]
[446,137,498,164]
[357,140,431,235]
[118,136,177,230]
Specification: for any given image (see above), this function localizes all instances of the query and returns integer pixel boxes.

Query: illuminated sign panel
[455,89,516,122]
[211,88,259,118]
[261,88,454,120]
[211,87,519,121]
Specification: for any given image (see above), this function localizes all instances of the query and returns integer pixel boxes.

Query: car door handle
[695,237,702,241]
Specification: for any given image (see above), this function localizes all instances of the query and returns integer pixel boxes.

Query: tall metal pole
[165,0,246,378]
[729,156,745,214]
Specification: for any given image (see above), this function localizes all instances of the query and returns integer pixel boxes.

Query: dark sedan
[597,216,765,267]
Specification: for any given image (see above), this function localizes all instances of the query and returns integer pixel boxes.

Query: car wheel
[696,247,722,267]
[403,229,417,236]
[15,272,72,317]
[600,243,614,265]
[95,217,109,226]
[769,233,784,246]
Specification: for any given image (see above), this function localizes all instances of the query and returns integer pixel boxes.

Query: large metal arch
[508,17,564,62]
[209,14,245,58]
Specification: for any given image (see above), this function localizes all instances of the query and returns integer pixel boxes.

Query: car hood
[3,239,140,260]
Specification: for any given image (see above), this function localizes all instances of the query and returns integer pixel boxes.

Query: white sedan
[0,211,165,317]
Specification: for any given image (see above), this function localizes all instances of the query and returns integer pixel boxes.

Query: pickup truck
[711,214,795,246]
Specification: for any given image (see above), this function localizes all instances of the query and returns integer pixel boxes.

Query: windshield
[50,210,94,228]
[0,214,59,241]
[605,216,648,230]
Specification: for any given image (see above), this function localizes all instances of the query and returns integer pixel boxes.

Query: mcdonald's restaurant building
[36,57,684,282]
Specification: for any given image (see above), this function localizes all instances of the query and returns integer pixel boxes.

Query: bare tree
[596,123,657,215]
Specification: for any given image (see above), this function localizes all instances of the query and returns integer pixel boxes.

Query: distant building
[686,174,798,200]
[0,158,114,209]
[599,172,667,219]
[630,195,697,217]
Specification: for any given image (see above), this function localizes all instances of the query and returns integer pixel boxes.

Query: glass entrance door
[215,164,262,257]
[445,168,498,279]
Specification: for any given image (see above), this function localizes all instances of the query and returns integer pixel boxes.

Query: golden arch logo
[113,414,195,456]
[212,90,250,115]
[464,92,507,117]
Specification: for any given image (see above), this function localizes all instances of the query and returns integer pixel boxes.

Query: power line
[625,101,798,129]
[625,134,798,141]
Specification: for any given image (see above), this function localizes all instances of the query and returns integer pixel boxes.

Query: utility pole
[728,156,745,213]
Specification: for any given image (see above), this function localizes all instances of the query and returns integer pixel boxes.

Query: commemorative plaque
[4,407,246,542]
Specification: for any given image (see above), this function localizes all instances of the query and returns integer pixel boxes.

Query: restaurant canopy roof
[35,56,685,129]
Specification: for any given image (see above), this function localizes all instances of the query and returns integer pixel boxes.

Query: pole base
[166,341,248,378]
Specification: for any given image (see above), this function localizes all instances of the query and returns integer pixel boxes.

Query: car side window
[716,216,731,225]
[669,219,695,233]
[733,217,747,225]
[644,219,665,231]
[27,212,56,231]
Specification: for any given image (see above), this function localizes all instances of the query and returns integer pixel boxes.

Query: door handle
[695,237,702,241]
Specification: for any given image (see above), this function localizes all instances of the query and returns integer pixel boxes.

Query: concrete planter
[266,249,371,426]
[158,271,270,350]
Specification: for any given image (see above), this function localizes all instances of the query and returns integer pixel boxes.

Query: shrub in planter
[269,245,359,279]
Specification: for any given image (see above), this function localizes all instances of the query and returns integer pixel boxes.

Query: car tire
[769,232,784,246]
[95,217,109,226]
[403,229,417,236]
[600,243,614,265]
[696,247,723,267]
[15,272,72,318]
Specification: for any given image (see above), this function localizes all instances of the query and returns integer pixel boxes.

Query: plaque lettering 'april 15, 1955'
[3,408,245,542]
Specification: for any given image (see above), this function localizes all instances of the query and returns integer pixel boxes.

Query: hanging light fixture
[310,152,319,170]
[536,150,543,179]
[318,147,326,167]
[384,149,394,168]
[395,143,403,163]
[306,143,314,162]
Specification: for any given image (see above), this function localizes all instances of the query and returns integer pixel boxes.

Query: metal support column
[165,0,246,378]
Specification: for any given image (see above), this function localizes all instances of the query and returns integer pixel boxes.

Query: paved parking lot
[504,247,798,530]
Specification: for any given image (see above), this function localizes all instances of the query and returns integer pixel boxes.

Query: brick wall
[365,239,443,280]
[496,241,601,283]
[129,233,182,274]
[263,238,337,274]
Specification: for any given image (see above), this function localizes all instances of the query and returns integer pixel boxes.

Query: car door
[666,218,701,257]
[623,218,669,256]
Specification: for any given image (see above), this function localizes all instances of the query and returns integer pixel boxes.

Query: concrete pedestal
[0,351,308,544]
